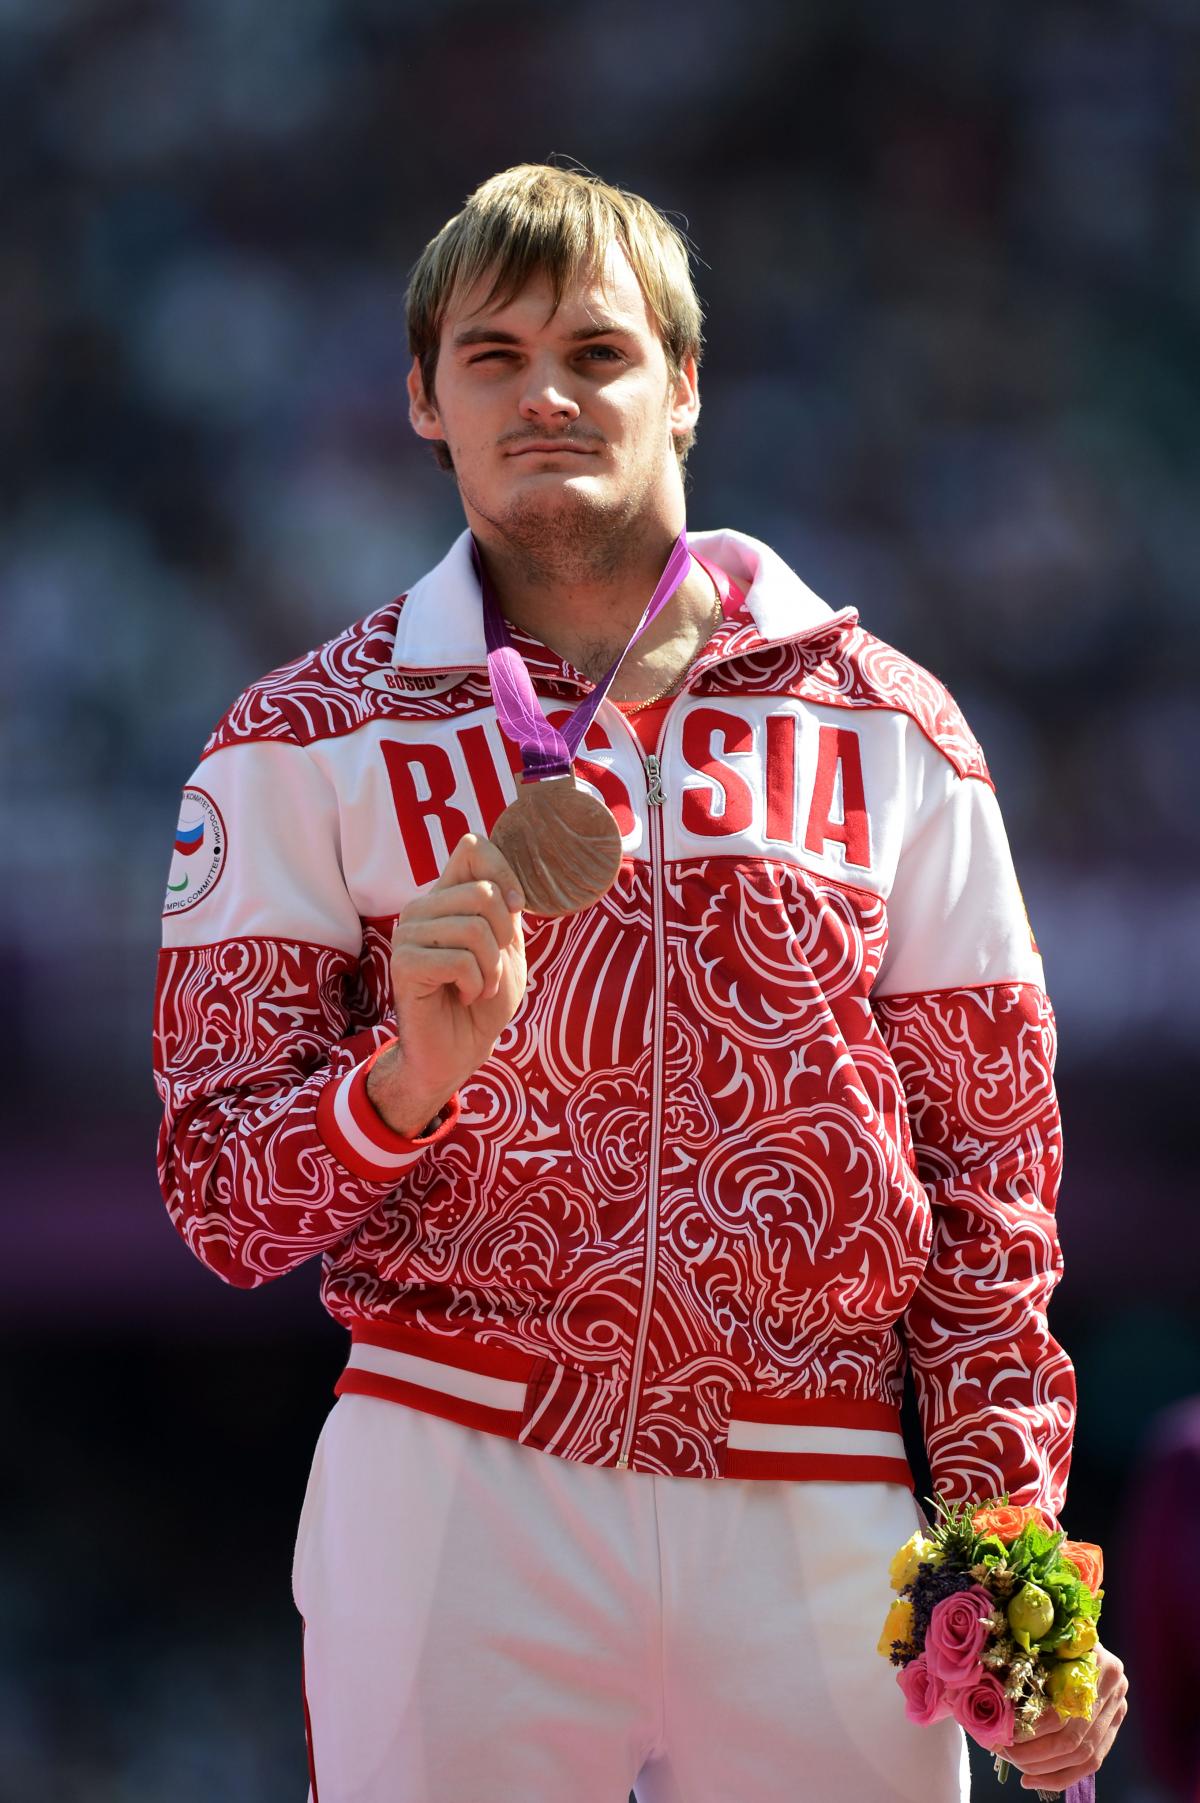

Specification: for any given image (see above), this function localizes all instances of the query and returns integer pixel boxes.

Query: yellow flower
[1046,1654,1100,1720]
[889,1532,938,1590]
[1055,1618,1099,1660]
[877,1598,915,1657]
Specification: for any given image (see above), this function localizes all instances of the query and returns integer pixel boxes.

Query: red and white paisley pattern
[156,593,1072,1502]
[670,861,888,1052]
[205,600,588,754]
[154,936,401,1285]
[698,625,991,784]
[873,984,1074,1514]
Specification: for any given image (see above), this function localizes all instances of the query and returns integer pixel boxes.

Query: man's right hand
[366,833,527,1137]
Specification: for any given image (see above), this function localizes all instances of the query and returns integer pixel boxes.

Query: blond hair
[406,163,703,465]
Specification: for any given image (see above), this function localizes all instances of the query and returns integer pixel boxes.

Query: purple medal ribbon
[472,529,692,781]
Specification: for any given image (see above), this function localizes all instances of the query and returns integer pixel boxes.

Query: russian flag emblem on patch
[164,787,226,917]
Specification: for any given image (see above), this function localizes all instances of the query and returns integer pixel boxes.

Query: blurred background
[2,0,1198,1797]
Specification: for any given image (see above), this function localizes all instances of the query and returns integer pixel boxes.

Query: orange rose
[1061,1540,1104,1593]
[970,1503,1050,1543]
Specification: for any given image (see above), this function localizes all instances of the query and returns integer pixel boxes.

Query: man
[155,164,1126,1800]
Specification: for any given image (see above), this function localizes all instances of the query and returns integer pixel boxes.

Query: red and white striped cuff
[315,1041,459,1182]
[723,1396,912,1486]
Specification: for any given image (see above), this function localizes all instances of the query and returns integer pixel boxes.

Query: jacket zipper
[615,743,668,1470]
[599,609,858,1468]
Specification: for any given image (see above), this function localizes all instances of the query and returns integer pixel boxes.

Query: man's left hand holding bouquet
[996,1642,1128,1793]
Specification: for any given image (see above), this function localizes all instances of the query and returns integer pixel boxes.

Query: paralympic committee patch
[163,786,226,916]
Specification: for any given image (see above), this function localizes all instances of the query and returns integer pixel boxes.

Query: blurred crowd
[3,0,1199,1110]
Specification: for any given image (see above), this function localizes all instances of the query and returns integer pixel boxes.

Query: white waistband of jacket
[335,1320,913,1487]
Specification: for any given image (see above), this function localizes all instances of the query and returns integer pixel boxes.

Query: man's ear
[408,357,444,441]
[668,352,700,439]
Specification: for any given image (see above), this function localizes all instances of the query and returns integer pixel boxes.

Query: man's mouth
[505,441,599,456]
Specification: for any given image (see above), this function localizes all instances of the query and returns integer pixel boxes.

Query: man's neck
[472,523,720,694]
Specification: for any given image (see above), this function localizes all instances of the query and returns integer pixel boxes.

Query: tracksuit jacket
[154,527,1076,1512]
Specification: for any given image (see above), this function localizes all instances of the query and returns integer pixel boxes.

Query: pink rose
[896,1654,953,1726]
[948,1671,1016,1750]
[925,1585,995,1685]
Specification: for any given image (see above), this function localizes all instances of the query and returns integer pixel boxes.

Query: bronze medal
[473,530,692,918]
[490,776,622,918]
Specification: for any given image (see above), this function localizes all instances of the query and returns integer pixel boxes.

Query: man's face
[408,242,699,559]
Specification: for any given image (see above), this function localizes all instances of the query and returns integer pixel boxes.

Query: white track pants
[292,1394,969,1803]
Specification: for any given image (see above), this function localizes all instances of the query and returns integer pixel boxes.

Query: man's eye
[469,349,515,363]
[582,345,621,361]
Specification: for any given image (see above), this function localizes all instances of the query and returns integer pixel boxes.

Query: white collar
[390,525,855,670]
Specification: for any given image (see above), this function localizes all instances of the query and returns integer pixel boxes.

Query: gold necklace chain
[616,578,725,714]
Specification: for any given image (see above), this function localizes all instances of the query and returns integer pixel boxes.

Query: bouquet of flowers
[878,1495,1105,1792]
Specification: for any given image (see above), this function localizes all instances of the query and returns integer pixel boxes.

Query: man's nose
[518,359,580,425]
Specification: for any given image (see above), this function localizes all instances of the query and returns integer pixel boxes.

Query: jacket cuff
[315,1039,459,1182]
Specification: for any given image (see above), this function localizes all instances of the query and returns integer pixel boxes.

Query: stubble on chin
[462,469,656,589]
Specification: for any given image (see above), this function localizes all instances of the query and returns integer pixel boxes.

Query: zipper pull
[645,753,665,807]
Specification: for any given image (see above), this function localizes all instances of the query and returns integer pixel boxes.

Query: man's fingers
[391,836,531,1011]
[1009,1726,1094,1779]
[1010,1712,1092,1771]
[398,913,505,998]
[1002,1647,1128,1779]
[438,833,525,912]
[1018,1719,1127,1789]
[997,1706,1073,1766]
[404,879,520,952]
[1014,1690,1128,1785]
[393,944,487,1006]
[404,910,503,962]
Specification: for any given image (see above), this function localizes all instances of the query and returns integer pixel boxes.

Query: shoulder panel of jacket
[792,626,991,787]
[203,598,406,755]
